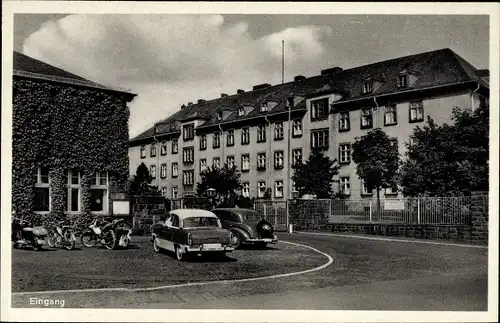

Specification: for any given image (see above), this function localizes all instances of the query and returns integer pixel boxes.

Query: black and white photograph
[1,1,498,322]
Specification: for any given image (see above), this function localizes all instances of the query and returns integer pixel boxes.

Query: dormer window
[260,102,268,113]
[155,125,160,134]
[362,81,373,94]
[216,111,223,121]
[285,97,294,108]
[238,107,245,117]
[397,74,409,88]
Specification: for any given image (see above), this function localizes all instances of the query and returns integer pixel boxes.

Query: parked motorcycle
[80,217,117,250]
[11,218,48,251]
[47,220,76,250]
[113,218,132,248]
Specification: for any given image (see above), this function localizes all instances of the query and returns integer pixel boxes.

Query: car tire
[175,245,184,261]
[153,237,161,253]
[231,232,242,249]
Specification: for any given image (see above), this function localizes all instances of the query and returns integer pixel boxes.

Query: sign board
[384,200,405,210]
[112,200,130,216]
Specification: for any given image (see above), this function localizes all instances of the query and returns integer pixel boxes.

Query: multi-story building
[129,48,489,200]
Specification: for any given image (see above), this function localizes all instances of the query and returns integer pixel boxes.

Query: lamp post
[206,188,216,209]
[289,190,299,233]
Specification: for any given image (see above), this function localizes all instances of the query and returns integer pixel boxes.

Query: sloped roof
[13,51,135,96]
[131,48,487,143]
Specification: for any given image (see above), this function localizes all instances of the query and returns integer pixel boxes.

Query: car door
[214,210,231,229]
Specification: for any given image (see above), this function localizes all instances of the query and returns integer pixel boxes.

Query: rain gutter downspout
[218,124,224,167]
[265,115,272,197]
[471,83,480,110]
[153,135,160,189]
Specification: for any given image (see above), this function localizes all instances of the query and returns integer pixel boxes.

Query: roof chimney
[321,67,343,76]
[187,102,193,106]
[252,83,271,91]
[237,89,245,94]
[221,93,228,98]
[198,99,206,104]
[294,75,306,81]
[180,104,186,109]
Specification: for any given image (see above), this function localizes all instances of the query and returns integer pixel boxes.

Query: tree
[292,147,340,199]
[400,103,489,197]
[196,163,242,205]
[352,128,400,217]
[127,162,160,196]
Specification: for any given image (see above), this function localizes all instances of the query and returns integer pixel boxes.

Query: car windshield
[182,217,219,228]
[243,211,263,221]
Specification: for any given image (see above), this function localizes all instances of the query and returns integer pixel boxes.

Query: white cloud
[23,14,332,137]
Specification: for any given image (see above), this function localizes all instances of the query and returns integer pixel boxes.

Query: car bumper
[185,245,234,253]
[245,235,278,244]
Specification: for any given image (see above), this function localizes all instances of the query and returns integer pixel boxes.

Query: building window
[200,159,207,173]
[171,162,179,178]
[90,171,108,212]
[361,180,373,196]
[362,81,373,94]
[260,102,268,112]
[339,112,350,132]
[339,143,351,164]
[150,165,156,179]
[340,177,350,196]
[257,181,266,198]
[242,182,250,197]
[183,170,194,186]
[213,132,221,148]
[160,141,167,155]
[161,187,167,197]
[286,97,294,109]
[150,143,157,157]
[213,157,220,169]
[241,127,250,145]
[311,98,329,121]
[216,111,223,121]
[274,122,284,140]
[200,134,207,150]
[171,186,179,199]
[227,129,235,147]
[409,101,424,123]
[360,108,373,129]
[227,156,235,169]
[241,154,250,172]
[183,123,195,141]
[385,185,398,196]
[140,145,146,159]
[409,136,417,147]
[257,153,266,171]
[238,107,245,117]
[34,167,50,212]
[257,124,266,143]
[384,105,397,126]
[397,74,408,88]
[274,151,284,169]
[389,138,399,153]
[292,119,302,137]
[311,129,329,149]
[160,163,167,179]
[183,147,194,164]
[274,180,284,198]
[292,149,302,166]
[67,170,80,212]
[172,139,178,154]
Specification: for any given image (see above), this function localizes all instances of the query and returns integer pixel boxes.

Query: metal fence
[329,196,474,225]
[253,200,289,231]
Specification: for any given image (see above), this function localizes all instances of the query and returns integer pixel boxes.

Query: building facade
[12,52,136,223]
[129,48,489,200]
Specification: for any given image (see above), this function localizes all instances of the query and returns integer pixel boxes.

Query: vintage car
[150,209,234,261]
[211,208,278,249]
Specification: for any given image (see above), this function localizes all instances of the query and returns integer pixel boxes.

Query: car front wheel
[231,232,242,249]
[153,237,160,253]
[175,246,184,261]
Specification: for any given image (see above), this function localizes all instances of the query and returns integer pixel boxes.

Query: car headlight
[262,224,272,231]
[187,233,192,246]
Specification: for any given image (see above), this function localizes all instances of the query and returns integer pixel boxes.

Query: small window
[183,123,195,141]
[213,132,221,148]
[216,111,223,121]
[160,141,168,155]
[274,180,284,198]
[389,138,399,153]
[311,129,329,149]
[172,139,178,154]
[257,181,266,198]
[362,81,373,94]
[409,136,417,147]
[241,127,250,145]
[257,124,266,143]
[213,157,220,169]
[140,145,146,159]
[339,143,351,164]
[310,98,329,121]
[339,112,350,132]
[160,163,167,178]
[150,143,157,157]
[286,97,294,109]
[150,165,156,179]
[274,122,284,140]
[409,101,424,123]
[242,182,250,198]
[292,119,302,137]
[171,186,178,199]
[183,147,194,164]
[384,105,397,126]
[227,130,235,147]
[397,74,408,88]
[241,154,250,172]
[361,180,373,196]
[260,102,268,112]
[292,149,302,166]
[171,162,179,178]
[200,134,207,150]
[238,107,245,117]
[257,153,266,171]
[183,170,194,186]
[360,108,373,129]
[161,187,167,197]
[227,156,235,169]
[200,159,207,173]
[274,151,284,169]
[385,185,398,196]
[340,177,350,196]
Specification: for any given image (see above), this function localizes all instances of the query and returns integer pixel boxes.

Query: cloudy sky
[14,14,489,138]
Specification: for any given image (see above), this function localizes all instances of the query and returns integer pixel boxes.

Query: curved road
[11,232,488,310]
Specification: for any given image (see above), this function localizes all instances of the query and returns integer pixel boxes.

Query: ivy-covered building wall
[12,65,136,227]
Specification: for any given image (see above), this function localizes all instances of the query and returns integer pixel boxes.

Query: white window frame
[216,111,223,121]
[160,141,168,155]
[397,74,408,88]
[311,129,329,149]
[339,143,351,163]
[183,170,194,186]
[361,180,373,196]
[292,149,302,166]
[260,102,268,112]
[200,159,207,173]
[362,81,373,94]
[171,186,179,199]
[34,167,51,213]
[361,108,373,128]
[150,165,157,179]
[238,107,245,117]
[242,182,250,198]
[183,147,194,164]
[409,101,424,122]
[340,176,350,196]
[311,98,328,121]
[274,151,284,169]
[241,127,250,144]
[227,129,235,146]
[171,162,179,178]
[274,180,284,198]
[172,139,178,154]
[213,157,220,169]
[140,145,146,158]
[274,122,284,140]
[241,154,250,171]
[161,187,167,197]
[227,156,235,169]
[385,185,398,196]
[257,181,266,198]
[384,105,397,125]
[183,123,195,141]
[200,134,207,150]
[160,163,167,179]
[257,124,266,142]
[90,171,109,214]
[150,143,157,157]
[257,153,266,169]
[292,119,302,137]
[66,170,81,213]
[213,132,221,148]
[409,136,417,147]
[339,112,350,131]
